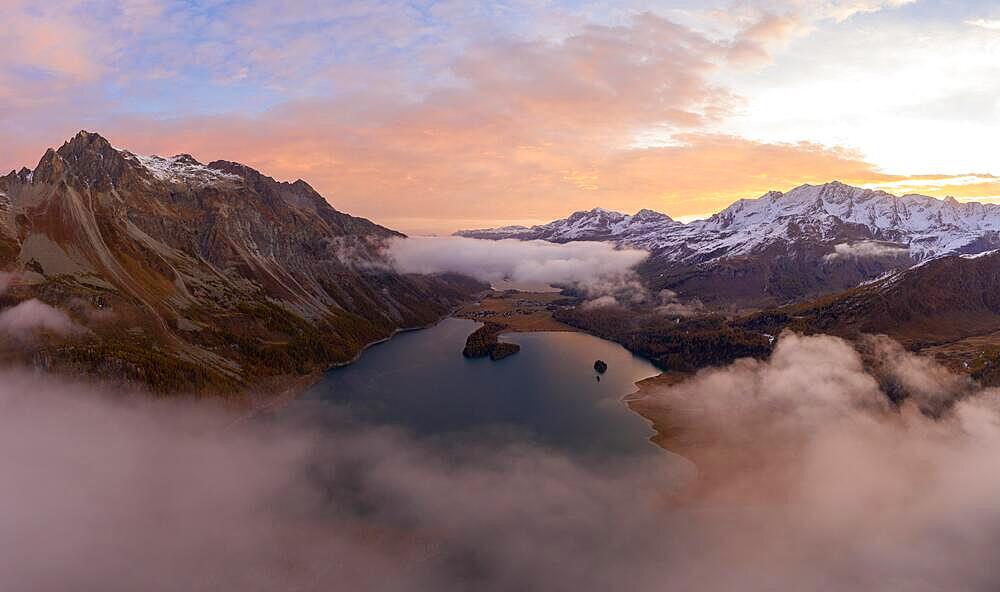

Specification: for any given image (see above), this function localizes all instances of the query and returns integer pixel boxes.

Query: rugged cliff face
[0,131,484,396]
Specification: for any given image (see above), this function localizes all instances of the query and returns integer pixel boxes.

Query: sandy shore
[622,371,691,450]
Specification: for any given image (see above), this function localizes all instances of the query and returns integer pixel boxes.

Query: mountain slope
[460,182,1000,307]
[770,251,1000,343]
[554,251,1000,388]
[742,251,1000,385]
[0,131,484,396]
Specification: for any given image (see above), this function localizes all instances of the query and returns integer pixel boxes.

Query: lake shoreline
[242,299,487,419]
[246,288,683,460]
[622,371,693,451]
[303,316,664,457]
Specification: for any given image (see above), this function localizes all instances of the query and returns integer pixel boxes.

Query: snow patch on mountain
[960,249,1000,260]
[124,152,241,185]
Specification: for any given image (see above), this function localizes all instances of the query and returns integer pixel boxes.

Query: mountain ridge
[458,181,1000,307]
[0,131,484,396]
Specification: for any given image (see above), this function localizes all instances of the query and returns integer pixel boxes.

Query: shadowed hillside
[0,132,485,397]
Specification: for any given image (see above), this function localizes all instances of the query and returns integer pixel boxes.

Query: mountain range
[6,132,1000,396]
[459,182,1000,307]
[0,131,483,396]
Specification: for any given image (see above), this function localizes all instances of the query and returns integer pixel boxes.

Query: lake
[302,317,663,461]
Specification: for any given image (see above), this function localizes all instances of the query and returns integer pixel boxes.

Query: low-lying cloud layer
[0,371,676,592]
[631,331,1000,588]
[824,240,910,261]
[6,331,1000,590]
[0,298,77,339]
[655,289,705,318]
[388,236,648,298]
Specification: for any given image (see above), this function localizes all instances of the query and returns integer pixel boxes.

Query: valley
[10,3,1000,589]
[5,135,1000,407]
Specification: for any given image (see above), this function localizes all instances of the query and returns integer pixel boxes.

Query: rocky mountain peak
[56,130,127,170]
[206,159,259,179]
[61,130,115,153]
[20,132,249,191]
[633,208,673,222]
[32,148,66,185]
[30,130,133,188]
[172,154,201,166]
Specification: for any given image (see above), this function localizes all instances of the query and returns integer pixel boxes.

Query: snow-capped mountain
[459,181,1000,307]
[459,207,680,246]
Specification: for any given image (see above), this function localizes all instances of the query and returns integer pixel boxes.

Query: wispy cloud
[1,0,993,233]
[387,236,648,297]
[862,174,1000,191]
[0,299,77,340]
[966,18,1000,30]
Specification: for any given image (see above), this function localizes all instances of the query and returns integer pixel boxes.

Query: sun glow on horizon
[2,1,998,232]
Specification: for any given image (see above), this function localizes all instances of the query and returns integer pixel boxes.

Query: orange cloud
[727,14,801,65]
[68,118,907,234]
[2,7,995,235]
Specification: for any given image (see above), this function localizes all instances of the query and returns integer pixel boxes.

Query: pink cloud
[727,13,801,65]
[0,299,77,339]
[0,4,958,234]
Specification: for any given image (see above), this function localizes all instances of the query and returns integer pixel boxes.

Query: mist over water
[302,318,664,462]
[387,237,649,302]
[6,329,1000,590]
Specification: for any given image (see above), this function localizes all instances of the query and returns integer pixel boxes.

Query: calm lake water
[303,317,662,460]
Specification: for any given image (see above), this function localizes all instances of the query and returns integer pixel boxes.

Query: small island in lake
[456,288,584,362]
[594,359,608,374]
[490,342,521,361]
[463,322,521,361]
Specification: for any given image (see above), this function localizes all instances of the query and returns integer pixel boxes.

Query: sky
[1,0,998,233]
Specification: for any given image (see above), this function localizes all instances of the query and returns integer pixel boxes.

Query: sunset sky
[2,0,999,233]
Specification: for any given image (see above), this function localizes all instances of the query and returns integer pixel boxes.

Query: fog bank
[0,299,77,339]
[387,236,648,298]
[825,240,909,260]
[6,330,1000,590]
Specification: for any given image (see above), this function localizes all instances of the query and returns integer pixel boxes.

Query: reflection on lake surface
[303,317,662,460]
